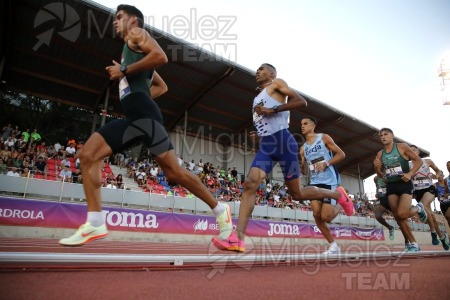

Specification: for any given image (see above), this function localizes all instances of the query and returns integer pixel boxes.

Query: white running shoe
[59,223,108,246]
[322,244,341,255]
[216,203,233,240]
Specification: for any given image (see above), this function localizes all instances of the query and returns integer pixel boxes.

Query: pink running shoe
[336,186,355,216]
[211,232,245,253]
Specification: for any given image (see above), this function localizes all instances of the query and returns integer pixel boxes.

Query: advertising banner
[0,197,384,240]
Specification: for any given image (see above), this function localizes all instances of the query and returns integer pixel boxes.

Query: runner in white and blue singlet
[409,145,447,248]
[212,64,353,253]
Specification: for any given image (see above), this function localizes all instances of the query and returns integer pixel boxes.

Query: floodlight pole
[438,57,450,105]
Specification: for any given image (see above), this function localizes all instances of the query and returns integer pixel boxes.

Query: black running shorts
[97,93,174,155]
[413,185,436,202]
[386,181,414,197]
[310,184,337,205]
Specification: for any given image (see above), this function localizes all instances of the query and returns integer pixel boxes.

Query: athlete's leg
[285,179,340,203]
[154,149,218,208]
[420,193,437,231]
[58,133,113,246]
[236,167,267,240]
[395,194,417,244]
[78,132,113,212]
[155,149,233,240]
[375,204,392,230]
[389,195,410,244]
[311,201,335,243]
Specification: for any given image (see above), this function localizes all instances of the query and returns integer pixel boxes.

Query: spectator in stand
[21,129,30,144]
[54,141,62,153]
[106,179,117,189]
[11,125,20,137]
[231,166,238,180]
[14,135,24,149]
[72,168,82,184]
[34,156,47,179]
[188,159,195,172]
[198,159,204,169]
[2,124,13,140]
[115,174,123,186]
[0,145,11,161]
[30,129,41,145]
[20,167,30,178]
[22,157,31,170]
[116,152,125,168]
[59,164,72,182]
[0,158,7,174]
[7,167,20,177]
[127,161,137,179]
[60,157,71,169]
[36,146,48,160]
[65,142,77,158]
[36,141,47,153]
[47,144,57,158]
[135,166,146,186]
[149,164,158,181]
[4,136,15,148]
[11,152,23,168]
[54,148,64,162]
[203,162,209,174]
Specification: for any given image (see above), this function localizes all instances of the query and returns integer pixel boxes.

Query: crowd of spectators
[2,122,390,219]
[115,154,320,212]
[0,123,89,183]
[112,155,401,220]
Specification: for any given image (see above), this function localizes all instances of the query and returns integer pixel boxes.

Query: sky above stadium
[97,0,450,196]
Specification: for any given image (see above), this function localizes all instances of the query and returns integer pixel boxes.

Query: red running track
[0,237,449,299]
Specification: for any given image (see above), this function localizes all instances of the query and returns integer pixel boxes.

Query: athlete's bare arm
[255,79,307,116]
[150,71,168,99]
[299,145,309,175]
[323,133,345,164]
[425,158,444,179]
[398,143,421,182]
[374,151,384,179]
[106,28,168,80]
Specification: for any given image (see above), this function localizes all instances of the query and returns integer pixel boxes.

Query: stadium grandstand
[1,2,449,299]
[0,0,441,231]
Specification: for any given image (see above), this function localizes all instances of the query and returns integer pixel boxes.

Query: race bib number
[252,100,265,124]
[119,76,131,99]
[439,196,450,204]
[378,187,387,194]
[412,177,431,189]
[385,165,403,177]
[309,156,325,173]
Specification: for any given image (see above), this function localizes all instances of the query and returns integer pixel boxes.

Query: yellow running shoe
[59,223,108,246]
[216,203,233,240]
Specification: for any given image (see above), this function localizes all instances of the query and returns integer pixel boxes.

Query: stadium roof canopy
[1,0,429,179]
